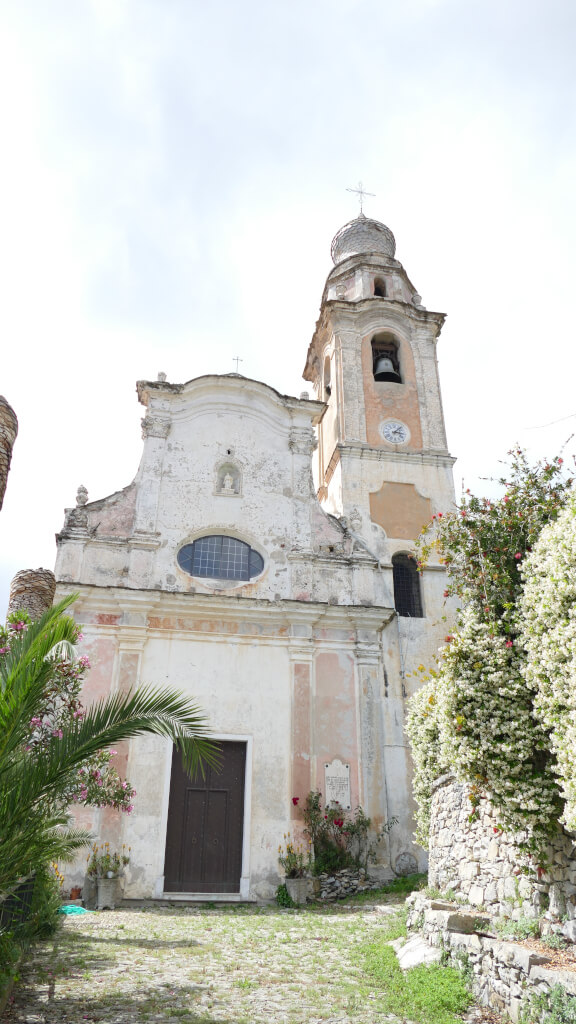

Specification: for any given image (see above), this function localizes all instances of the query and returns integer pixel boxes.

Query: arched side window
[323,354,332,397]
[392,553,423,617]
[373,277,387,297]
[371,333,402,383]
[178,536,264,581]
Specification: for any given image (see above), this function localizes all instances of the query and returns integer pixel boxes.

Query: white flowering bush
[435,608,559,849]
[405,668,445,846]
[522,493,576,833]
[408,450,573,859]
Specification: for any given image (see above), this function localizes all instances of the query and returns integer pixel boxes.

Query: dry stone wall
[313,867,380,901]
[406,892,576,1022]
[429,775,576,935]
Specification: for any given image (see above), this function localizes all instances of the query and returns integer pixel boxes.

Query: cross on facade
[346,181,375,214]
[232,356,243,373]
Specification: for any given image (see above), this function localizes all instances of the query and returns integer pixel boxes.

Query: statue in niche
[216,462,240,496]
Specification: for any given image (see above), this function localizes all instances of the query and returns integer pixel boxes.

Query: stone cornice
[55,582,395,632]
[287,549,377,568]
[137,374,325,426]
[327,442,455,472]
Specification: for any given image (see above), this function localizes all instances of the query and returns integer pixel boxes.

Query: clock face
[380,420,410,445]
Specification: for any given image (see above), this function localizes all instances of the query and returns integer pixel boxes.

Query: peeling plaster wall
[54,369,452,898]
[58,587,424,898]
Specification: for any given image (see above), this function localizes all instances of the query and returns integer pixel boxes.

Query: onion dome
[330,212,396,265]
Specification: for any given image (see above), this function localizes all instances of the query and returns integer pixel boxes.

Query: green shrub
[26,864,62,939]
[0,929,21,997]
[275,884,295,908]
[521,984,576,1024]
[0,864,63,1005]
[493,916,540,940]
[541,933,568,950]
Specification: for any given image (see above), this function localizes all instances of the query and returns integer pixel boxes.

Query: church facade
[55,213,455,900]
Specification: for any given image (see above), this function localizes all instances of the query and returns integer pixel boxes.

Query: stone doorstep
[122,894,258,907]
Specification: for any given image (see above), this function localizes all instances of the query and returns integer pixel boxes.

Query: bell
[374,356,401,383]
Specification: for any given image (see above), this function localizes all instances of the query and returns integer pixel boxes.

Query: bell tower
[303,212,455,559]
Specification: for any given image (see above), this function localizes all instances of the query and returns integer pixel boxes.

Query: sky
[1,0,575,616]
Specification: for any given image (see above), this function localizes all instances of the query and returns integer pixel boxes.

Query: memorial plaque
[324,758,351,809]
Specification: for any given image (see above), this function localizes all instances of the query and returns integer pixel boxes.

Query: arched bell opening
[371,333,402,383]
[373,277,387,298]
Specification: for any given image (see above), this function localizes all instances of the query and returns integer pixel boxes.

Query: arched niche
[215,461,242,497]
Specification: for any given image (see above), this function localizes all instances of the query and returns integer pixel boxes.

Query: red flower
[443,590,449,598]
[514,552,522,560]
[506,640,513,648]
[291,797,299,806]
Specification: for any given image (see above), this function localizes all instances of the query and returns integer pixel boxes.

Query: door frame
[155,733,253,900]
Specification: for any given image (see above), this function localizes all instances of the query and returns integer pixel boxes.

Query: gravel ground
[4,897,410,1024]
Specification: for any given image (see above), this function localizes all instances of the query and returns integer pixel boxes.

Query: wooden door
[164,741,246,893]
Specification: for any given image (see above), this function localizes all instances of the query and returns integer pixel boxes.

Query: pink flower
[514,552,522,560]
[506,640,513,648]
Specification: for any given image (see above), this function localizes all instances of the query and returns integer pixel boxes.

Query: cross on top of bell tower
[345,181,375,216]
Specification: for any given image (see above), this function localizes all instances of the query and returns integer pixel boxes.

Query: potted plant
[277,833,313,904]
[86,843,130,910]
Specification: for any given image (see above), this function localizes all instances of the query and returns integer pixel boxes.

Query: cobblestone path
[5,898,407,1024]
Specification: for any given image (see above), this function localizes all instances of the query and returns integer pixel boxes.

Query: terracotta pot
[69,887,82,900]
